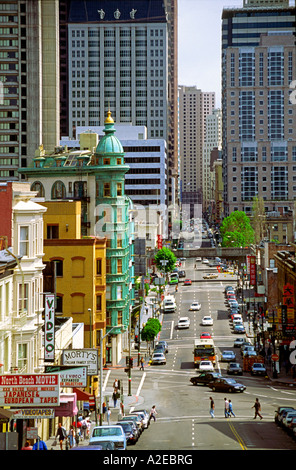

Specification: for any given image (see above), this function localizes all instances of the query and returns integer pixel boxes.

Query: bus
[193,338,216,367]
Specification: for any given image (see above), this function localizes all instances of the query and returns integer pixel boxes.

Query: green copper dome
[95,111,124,155]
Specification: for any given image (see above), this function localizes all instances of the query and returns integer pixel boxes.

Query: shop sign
[0,374,60,407]
[62,349,98,376]
[249,256,256,286]
[11,409,55,419]
[44,294,55,362]
[45,365,87,388]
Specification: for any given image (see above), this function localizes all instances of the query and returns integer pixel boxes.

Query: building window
[106,259,111,274]
[104,183,111,197]
[19,226,29,256]
[31,181,45,197]
[96,295,102,311]
[51,181,66,199]
[17,343,28,373]
[96,259,102,275]
[47,224,59,239]
[117,259,122,274]
[18,282,28,314]
[117,183,122,196]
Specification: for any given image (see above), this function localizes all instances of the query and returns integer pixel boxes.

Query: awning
[55,393,78,417]
[0,408,13,421]
[73,388,93,401]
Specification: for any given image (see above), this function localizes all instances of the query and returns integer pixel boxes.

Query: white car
[201,316,213,326]
[202,259,209,264]
[177,317,190,329]
[189,301,201,311]
[151,352,166,365]
[199,360,214,371]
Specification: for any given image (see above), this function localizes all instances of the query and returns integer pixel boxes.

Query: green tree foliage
[220,211,254,247]
[141,318,162,342]
[154,247,177,273]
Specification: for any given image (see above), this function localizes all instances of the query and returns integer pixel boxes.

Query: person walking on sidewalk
[224,398,230,418]
[55,423,67,450]
[252,398,263,419]
[209,397,215,418]
[228,400,236,417]
[112,390,118,408]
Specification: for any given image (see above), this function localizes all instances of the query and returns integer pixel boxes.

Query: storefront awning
[73,388,93,401]
[0,408,13,422]
[55,393,78,417]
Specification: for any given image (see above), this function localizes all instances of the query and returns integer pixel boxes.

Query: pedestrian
[252,398,263,420]
[102,401,107,420]
[209,397,215,418]
[55,423,67,450]
[68,425,75,448]
[32,438,47,450]
[140,357,144,371]
[21,441,33,450]
[112,390,117,408]
[224,398,230,418]
[228,400,236,417]
[107,407,111,425]
[80,417,88,440]
[113,378,119,391]
[150,405,158,422]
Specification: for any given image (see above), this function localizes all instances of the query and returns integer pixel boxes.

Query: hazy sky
[178,0,294,107]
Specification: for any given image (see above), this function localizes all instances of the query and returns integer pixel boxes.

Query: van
[163,295,176,313]
[89,425,126,450]
[169,273,179,284]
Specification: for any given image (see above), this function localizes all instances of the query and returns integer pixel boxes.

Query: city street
[98,257,296,451]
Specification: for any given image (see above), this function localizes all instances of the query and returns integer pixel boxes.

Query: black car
[251,363,267,376]
[116,421,138,445]
[227,362,243,375]
[208,377,246,393]
[190,372,221,386]
[178,270,186,278]
[156,341,168,354]
[154,344,166,355]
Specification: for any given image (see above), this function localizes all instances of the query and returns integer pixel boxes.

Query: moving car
[233,324,246,334]
[221,350,236,362]
[184,279,192,285]
[208,377,246,393]
[178,270,186,278]
[227,362,243,375]
[233,338,245,347]
[202,259,209,264]
[201,316,213,326]
[242,349,257,358]
[89,425,126,450]
[156,341,168,354]
[241,344,255,355]
[203,273,218,279]
[190,372,221,386]
[199,360,214,372]
[196,257,202,262]
[153,344,166,355]
[200,332,212,339]
[177,316,190,329]
[251,363,267,376]
[189,301,201,311]
[151,352,166,365]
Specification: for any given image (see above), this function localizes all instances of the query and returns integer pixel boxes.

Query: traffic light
[129,357,134,369]
[135,335,139,343]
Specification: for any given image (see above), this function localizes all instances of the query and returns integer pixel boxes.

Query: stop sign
[271,354,279,361]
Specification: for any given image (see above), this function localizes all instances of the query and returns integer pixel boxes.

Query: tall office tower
[0,0,60,181]
[178,85,215,215]
[203,109,222,212]
[59,0,178,208]
[222,0,296,217]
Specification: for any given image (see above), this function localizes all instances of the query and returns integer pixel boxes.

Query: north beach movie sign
[44,294,55,361]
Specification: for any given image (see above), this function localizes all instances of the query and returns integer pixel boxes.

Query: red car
[184,279,192,285]
[200,332,212,339]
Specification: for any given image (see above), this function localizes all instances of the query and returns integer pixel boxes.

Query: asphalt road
[125,257,296,451]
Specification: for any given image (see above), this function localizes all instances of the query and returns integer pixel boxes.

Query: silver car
[151,352,166,365]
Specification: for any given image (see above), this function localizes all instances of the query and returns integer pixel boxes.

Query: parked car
[251,363,267,376]
[120,415,144,434]
[189,301,201,311]
[201,316,213,326]
[89,425,126,450]
[153,344,166,355]
[203,273,218,279]
[208,377,246,393]
[184,279,192,285]
[278,408,295,427]
[282,411,296,429]
[116,421,138,445]
[221,350,236,362]
[275,407,295,425]
[202,259,209,264]
[151,352,166,365]
[287,416,296,435]
[156,341,168,354]
[234,338,245,347]
[190,372,221,386]
[227,362,243,375]
[199,360,214,372]
[177,316,190,329]
[131,409,150,429]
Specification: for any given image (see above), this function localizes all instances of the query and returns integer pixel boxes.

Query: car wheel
[212,386,216,392]
[229,388,233,393]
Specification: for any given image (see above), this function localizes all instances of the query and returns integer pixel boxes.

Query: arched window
[31,181,45,197]
[51,181,66,199]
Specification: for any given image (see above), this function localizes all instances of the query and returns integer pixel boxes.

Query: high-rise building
[178,85,215,213]
[203,109,222,211]
[0,0,60,181]
[222,1,296,217]
[59,0,178,206]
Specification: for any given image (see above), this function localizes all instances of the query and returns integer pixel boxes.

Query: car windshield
[153,353,163,357]
[92,427,122,437]
[225,379,237,384]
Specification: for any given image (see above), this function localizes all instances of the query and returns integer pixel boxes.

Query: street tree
[141,318,162,348]
[220,211,254,247]
[154,247,177,273]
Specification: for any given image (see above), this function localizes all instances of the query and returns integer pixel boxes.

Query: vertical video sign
[249,256,256,286]
[44,294,55,362]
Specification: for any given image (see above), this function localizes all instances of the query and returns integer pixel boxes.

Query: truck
[163,295,176,313]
